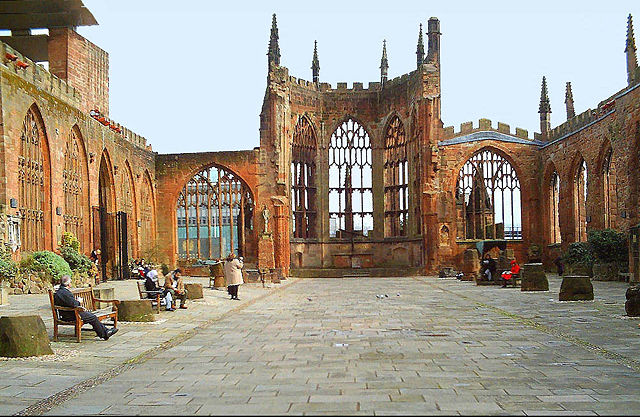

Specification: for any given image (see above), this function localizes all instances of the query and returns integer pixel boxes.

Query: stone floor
[0,277,292,415]
[0,274,630,416]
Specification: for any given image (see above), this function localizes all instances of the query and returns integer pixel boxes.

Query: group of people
[482,254,520,287]
[144,268,188,311]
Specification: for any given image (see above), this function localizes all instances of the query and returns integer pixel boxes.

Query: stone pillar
[462,249,479,281]
[258,233,275,270]
[559,275,594,301]
[272,203,289,278]
[521,263,549,291]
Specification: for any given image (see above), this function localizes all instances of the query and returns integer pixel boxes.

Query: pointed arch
[571,153,589,242]
[291,115,317,238]
[121,160,139,258]
[455,148,521,240]
[597,141,618,229]
[140,169,156,256]
[18,103,52,252]
[543,161,561,244]
[384,115,409,237]
[328,116,373,237]
[63,125,90,250]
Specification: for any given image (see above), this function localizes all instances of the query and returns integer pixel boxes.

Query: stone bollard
[185,283,204,299]
[0,315,53,357]
[117,300,155,322]
[559,275,594,301]
[0,282,9,306]
[462,249,480,281]
[625,285,640,316]
[92,285,115,309]
[521,263,549,291]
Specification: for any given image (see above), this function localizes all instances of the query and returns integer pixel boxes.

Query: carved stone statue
[262,206,271,234]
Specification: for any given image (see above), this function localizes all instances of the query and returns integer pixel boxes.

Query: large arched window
[328,118,372,237]
[575,159,588,242]
[140,172,155,255]
[177,166,253,260]
[549,171,561,244]
[384,116,408,237]
[456,149,521,240]
[291,116,317,238]
[63,127,85,247]
[602,148,617,228]
[18,107,49,252]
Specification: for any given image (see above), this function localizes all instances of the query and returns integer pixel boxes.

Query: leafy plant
[562,242,594,267]
[60,231,80,251]
[588,229,628,265]
[0,258,17,280]
[20,251,72,283]
[59,246,93,275]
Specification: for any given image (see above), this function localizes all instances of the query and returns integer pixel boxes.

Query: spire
[539,76,551,137]
[416,23,425,68]
[426,17,441,67]
[311,40,320,83]
[267,13,280,69]
[565,82,575,120]
[626,14,638,85]
[380,39,389,84]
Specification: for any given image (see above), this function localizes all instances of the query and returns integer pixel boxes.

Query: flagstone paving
[31,275,640,416]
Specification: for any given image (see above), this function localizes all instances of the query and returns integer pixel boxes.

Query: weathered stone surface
[521,263,549,291]
[185,283,203,299]
[592,262,619,281]
[462,249,480,281]
[117,300,154,322]
[559,275,594,301]
[625,285,640,316]
[0,285,9,305]
[0,315,53,357]
[92,285,115,309]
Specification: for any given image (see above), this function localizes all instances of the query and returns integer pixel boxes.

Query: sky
[77,0,640,154]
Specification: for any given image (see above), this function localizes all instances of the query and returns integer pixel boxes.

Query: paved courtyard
[4,275,632,416]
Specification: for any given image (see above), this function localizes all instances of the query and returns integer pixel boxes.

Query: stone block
[92,285,115,309]
[117,300,154,322]
[185,283,203,299]
[521,263,549,291]
[559,275,594,301]
[625,285,640,316]
[0,285,9,306]
[462,249,479,281]
[592,263,619,281]
[0,315,53,357]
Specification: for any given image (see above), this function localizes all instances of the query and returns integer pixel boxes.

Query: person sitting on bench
[482,254,497,281]
[501,259,521,288]
[54,275,118,340]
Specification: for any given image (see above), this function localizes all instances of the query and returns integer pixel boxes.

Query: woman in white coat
[224,253,244,300]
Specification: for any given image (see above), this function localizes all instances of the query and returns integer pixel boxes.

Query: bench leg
[113,314,118,328]
[53,323,58,342]
[75,321,82,343]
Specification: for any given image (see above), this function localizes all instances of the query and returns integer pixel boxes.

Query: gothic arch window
[121,162,138,258]
[176,166,253,260]
[549,171,561,244]
[602,148,617,228]
[291,116,317,238]
[63,127,86,247]
[18,107,49,252]
[455,149,521,240]
[384,116,408,237]
[328,118,373,237]
[140,172,155,254]
[575,158,588,242]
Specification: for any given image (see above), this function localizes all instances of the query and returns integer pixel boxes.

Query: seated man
[481,254,497,281]
[163,270,176,311]
[173,269,188,309]
[501,259,521,288]
[54,275,118,340]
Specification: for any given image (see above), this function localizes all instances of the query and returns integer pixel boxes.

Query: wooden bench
[136,281,162,313]
[48,287,119,342]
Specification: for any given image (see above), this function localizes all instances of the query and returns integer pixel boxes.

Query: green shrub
[562,242,594,267]
[21,251,72,283]
[160,263,169,276]
[588,229,628,265]
[60,231,80,251]
[0,258,17,280]
[59,246,93,275]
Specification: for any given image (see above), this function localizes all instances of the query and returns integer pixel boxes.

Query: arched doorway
[96,152,117,281]
[176,165,254,261]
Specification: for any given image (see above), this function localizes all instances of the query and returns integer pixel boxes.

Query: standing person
[54,275,118,340]
[172,269,188,309]
[224,253,244,300]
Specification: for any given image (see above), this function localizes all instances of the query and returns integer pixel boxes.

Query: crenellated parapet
[0,41,79,108]
[443,118,530,140]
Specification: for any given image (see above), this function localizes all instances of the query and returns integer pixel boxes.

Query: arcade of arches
[2,14,640,283]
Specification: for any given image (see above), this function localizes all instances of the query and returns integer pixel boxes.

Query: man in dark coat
[54,275,118,340]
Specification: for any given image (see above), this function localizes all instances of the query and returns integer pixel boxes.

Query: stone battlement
[0,41,79,108]
[545,108,601,142]
[443,118,530,140]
